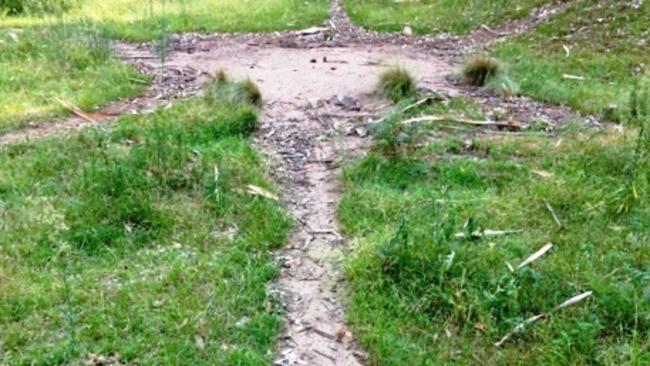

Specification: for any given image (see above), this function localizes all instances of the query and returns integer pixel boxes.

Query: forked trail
[0,1,580,364]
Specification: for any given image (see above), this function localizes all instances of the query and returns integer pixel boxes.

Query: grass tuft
[241,78,263,107]
[205,76,263,108]
[461,55,502,87]
[378,66,416,102]
[213,69,229,83]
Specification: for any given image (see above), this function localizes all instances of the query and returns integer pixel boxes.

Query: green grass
[1,0,331,41]
[338,97,649,365]
[0,80,292,365]
[0,24,145,133]
[494,0,650,118]
[342,0,559,35]
[378,66,416,102]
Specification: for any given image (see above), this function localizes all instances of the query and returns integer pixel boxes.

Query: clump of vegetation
[339,96,649,365]
[462,55,501,86]
[241,77,262,107]
[0,82,290,364]
[378,66,416,102]
[205,73,263,107]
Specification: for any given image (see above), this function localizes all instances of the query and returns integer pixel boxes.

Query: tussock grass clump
[241,77,263,107]
[462,55,501,87]
[205,72,263,107]
[213,68,228,83]
[378,66,416,102]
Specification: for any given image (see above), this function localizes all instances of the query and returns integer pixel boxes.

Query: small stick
[402,115,520,128]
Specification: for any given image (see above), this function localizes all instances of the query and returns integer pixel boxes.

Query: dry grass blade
[246,184,279,201]
[55,97,98,123]
[517,243,553,270]
[544,200,562,227]
[554,291,593,311]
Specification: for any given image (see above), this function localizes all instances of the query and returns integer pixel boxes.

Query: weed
[378,66,416,102]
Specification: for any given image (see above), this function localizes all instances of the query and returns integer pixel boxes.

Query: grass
[378,66,416,102]
[342,0,559,35]
[462,56,502,87]
[0,80,292,365]
[338,96,649,365]
[0,0,329,131]
[493,0,650,118]
[1,0,331,41]
[0,24,145,133]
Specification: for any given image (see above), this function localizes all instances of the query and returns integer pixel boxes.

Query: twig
[402,115,520,128]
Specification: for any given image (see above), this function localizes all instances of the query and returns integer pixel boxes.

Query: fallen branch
[402,115,520,128]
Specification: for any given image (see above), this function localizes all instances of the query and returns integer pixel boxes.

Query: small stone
[403,26,413,35]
